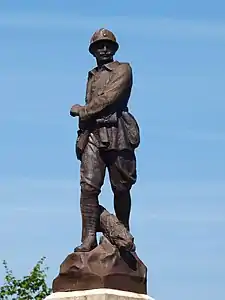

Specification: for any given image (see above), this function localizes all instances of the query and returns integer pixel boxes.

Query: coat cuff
[79,106,88,119]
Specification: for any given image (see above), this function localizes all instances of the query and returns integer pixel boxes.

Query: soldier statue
[70,28,140,252]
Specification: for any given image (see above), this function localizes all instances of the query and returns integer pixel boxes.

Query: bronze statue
[70,28,140,252]
[52,29,148,295]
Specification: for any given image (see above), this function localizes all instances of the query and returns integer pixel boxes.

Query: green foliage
[0,257,51,300]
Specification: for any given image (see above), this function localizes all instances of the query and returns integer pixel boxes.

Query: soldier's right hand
[70,104,82,117]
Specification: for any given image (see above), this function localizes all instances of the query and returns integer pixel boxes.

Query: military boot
[74,203,99,252]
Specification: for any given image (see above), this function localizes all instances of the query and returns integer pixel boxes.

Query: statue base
[45,288,154,300]
[52,237,147,295]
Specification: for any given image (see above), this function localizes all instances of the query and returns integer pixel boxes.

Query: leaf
[0,257,52,299]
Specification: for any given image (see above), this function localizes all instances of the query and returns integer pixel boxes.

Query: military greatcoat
[76,60,140,156]
[76,60,140,194]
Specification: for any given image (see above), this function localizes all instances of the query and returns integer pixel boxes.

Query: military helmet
[89,28,119,55]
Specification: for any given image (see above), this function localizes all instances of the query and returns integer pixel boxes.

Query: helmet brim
[89,39,119,55]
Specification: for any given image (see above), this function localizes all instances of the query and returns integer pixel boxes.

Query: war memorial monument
[45,28,154,300]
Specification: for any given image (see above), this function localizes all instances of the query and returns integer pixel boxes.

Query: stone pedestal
[52,237,147,294]
[45,288,154,300]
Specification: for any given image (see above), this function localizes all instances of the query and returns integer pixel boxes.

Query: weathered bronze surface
[53,28,146,294]
[70,28,140,252]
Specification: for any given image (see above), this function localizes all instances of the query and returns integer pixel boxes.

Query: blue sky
[0,1,225,299]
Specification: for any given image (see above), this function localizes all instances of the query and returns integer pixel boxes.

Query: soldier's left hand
[70,104,82,117]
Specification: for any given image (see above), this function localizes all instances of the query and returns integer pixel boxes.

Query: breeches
[80,135,137,196]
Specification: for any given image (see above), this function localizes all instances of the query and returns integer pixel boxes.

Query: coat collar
[88,60,120,76]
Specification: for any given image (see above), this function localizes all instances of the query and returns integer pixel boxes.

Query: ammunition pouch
[96,112,118,125]
[122,112,140,149]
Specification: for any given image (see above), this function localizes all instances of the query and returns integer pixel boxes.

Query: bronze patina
[70,28,140,252]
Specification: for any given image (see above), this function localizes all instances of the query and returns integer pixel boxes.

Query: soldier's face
[92,41,115,63]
